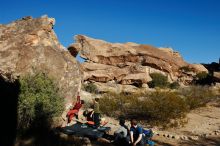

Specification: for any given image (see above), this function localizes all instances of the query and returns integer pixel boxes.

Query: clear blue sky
[0,0,219,64]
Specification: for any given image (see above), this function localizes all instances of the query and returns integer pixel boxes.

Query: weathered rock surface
[68,35,206,91]
[190,64,208,73]
[213,72,220,82]
[0,16,82,105]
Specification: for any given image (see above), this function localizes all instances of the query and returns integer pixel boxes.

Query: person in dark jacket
[130,119,145,146]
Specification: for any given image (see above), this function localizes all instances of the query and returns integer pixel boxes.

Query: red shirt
[72,96,82,110]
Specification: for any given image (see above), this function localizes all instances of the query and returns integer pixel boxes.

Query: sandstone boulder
[213,72,220,82]
[69,35,205,86]
[71,35,188,73]
[67,35,210,88]
[92,82,140,93]
[189,64,208,73]
[0,16,82,105]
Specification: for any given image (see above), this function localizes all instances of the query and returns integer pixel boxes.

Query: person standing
[91,97,100,128]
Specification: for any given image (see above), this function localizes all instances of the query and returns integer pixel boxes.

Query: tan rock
[68,35,205,87]
[93,82,139,93]
[190,64,208,73]
[213,72,220,82]
[71,35,188,72]
[0,16,82,106]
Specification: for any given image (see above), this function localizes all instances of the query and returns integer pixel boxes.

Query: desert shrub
[100,90,188,127]
[179,85,216,109]
[169,81,180,89]
[18,73,64,132]
[148,73,169,88]
[195,72,212,85]
[142,91,188,125]
[99,92,135,117]
[100,85,218,128]
[179,66,193,72]
[196,72,208,80]
[83,83,98,93]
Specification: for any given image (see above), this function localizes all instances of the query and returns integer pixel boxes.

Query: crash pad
[61,123,110,139]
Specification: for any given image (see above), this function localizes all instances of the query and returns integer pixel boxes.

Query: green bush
[100,85,218,128]
[196,72,208,80]
[100,91,188,127]
[18,73,64,131]
[144,91,188,123]
[169,81,180,89]
[195,72,212,85]
[83,83,98,93]
[179,66,193,72]
[148,73,169,88]
[179,85,215,109]
[99,92,133,117]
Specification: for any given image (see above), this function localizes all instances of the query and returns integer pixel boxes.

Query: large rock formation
[68,35,207,91]
[0,16,82,105]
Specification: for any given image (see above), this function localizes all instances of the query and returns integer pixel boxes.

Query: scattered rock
[189,136,199,140]
[180,135,189,140]
[83,137,91,144]
[172,135,180,140]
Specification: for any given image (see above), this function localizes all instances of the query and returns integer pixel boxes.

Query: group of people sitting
[112,118,154,146]
[64,92,154,146]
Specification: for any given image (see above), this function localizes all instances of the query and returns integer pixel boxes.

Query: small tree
[18,72,64,132]
[83,83,98,93]
[179,66,193,72]
[195,72,212,85]
[169,81,180,89]
[148,73,169,88]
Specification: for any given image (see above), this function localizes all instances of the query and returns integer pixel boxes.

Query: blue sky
[0,0,219,64]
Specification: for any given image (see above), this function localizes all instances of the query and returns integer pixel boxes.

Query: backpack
[143,129,154,138]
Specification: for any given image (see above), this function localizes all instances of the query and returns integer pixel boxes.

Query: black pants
[94,113,100,128]
[130,137,145,146]
[114,133,129,146]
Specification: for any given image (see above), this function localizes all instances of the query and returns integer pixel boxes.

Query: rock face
[213,72,220,82]
[0,16,82,105]
[68,35,206,91]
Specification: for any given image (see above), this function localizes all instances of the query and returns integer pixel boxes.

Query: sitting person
[83,109,95,125]
[113,118,129,145]
[130,119,145,146]
[66,92,84,125]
